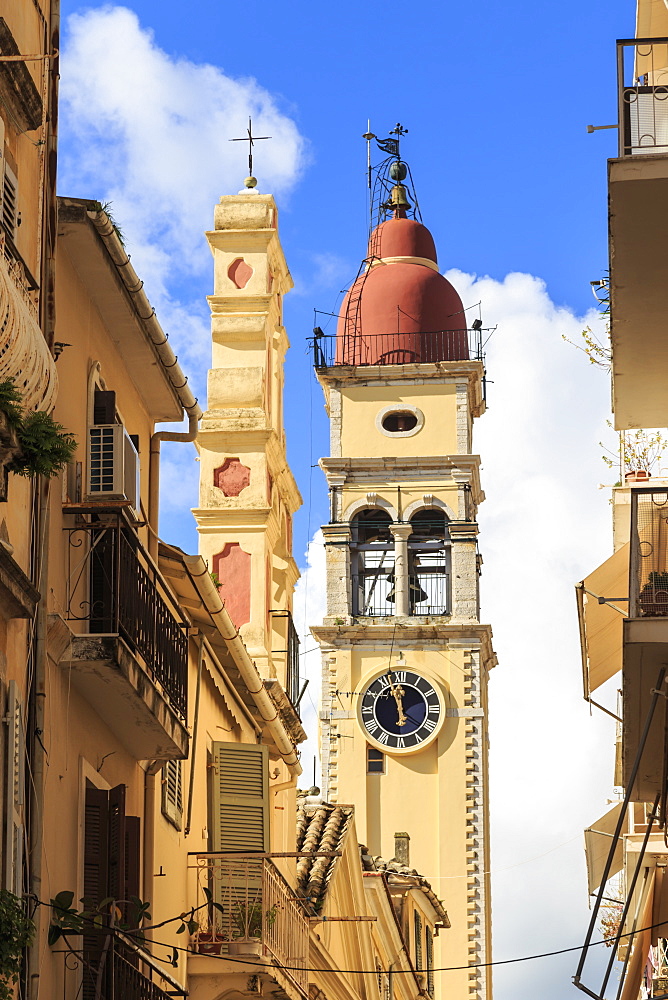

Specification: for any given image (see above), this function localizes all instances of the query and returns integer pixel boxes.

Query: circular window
[376,405,424,438]
[382,410,418,433]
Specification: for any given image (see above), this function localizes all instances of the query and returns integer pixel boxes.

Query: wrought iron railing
[310,327,486,368]
[617,38,668,156]
[65,512,188,720]
[629,487,668,618]
[79,932,185,1000]
[270,610,301,708]
[190,854,309,995]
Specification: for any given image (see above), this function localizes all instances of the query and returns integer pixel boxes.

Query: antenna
[362,121,377,233]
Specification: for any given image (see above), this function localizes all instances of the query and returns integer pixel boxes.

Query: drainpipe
[148,413,199,560]
[184,636,204,837]
[28,481,49,1000]
[182,555,302,776]
[86,208,202,560]
[142,761,161,944]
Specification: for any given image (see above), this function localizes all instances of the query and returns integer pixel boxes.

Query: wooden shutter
[210,742,268,852]
[4,681,24,895]
[84,788,109,907]
[414,910,423,972]
[107,784,126,903]
[161,759,183,830]
[93,390,116,425]
[125,816,141,904]
[425,928,434,996]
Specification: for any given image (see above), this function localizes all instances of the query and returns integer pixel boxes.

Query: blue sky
[56,2,635,997]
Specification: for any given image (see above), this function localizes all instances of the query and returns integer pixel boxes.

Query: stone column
[390,524,412,617]
[321,523,352,620]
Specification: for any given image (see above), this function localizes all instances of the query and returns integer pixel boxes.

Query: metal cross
[229,116,272,178]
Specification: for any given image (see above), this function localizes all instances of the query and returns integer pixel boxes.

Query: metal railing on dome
[309,328,487,368]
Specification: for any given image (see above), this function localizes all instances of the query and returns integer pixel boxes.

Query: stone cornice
[311,623,497,667]
[319,454,484,506]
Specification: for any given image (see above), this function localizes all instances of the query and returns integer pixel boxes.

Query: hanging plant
[0,378,76,478]
[8,411,77,478]
[0,890,35,1000]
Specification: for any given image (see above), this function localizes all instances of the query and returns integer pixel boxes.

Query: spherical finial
[389,160,407,181]
[244,176,258,188]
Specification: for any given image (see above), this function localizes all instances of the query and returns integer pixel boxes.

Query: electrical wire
[41,907,668,976]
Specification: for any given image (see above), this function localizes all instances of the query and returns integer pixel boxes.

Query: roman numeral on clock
[428,703,440,714]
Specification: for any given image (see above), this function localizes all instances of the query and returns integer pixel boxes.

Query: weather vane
[229,116,271,189]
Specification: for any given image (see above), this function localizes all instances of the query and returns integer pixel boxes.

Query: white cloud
[292,529,327,788]
[59,5,306,321]
[298,269,619,998]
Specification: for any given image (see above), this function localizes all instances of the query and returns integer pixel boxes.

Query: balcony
[66,931,186,999]
[310,328,486,368]
[63,508,189,760]
[0,231,57,414]
[189,854,309,998]
[609,38,668,429]
[623,488,668,803]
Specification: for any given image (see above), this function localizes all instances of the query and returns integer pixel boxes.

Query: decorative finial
[230,116,271,190]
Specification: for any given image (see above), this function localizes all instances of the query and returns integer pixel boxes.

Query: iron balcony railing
[65,511,188,720]
[310,327,486,368]
[352,570,450,617]
[629,487,668,618]
[190,854,309,995]
[80,932,186,1000]
[270,610,301,709]
[617,37,668,156]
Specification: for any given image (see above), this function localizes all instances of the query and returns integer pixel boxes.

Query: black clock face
[360,670,442,751]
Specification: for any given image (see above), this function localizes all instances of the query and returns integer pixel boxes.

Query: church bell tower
[311,139,497,1000]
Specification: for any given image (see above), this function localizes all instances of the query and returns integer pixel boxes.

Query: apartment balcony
[609,37,668,429]
[621,486,668,805]
[63,508,189,760]
[0,231,57,414]
[61,931,186,999]
[189,854,309,999]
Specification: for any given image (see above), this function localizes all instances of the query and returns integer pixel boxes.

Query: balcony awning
[576,542,629,698]
[584,803,624,895]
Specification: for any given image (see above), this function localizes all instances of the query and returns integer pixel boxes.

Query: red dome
[369,217,437,263]
[336,216,468,365]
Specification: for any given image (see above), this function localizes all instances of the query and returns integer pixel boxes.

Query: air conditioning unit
[87,424,140,511]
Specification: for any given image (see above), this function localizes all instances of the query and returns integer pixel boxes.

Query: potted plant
[227,901,277,957]
[639,571,668,616]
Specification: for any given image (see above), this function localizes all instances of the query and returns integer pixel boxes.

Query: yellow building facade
[312,154,497,1000]
[575,3,668,998]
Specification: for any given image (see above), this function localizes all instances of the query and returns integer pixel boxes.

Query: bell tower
[311,143,497,1000]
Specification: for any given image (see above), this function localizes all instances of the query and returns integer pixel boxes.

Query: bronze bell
[389,183,411,211]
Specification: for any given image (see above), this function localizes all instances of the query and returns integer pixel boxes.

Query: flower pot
[626,470,650,482]
[228,938,263,957]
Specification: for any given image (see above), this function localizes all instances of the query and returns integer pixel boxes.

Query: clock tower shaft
[311,171,497,1000]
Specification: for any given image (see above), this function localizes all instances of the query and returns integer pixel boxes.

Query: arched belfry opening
[351,509,394,616]
[407,510,450,615]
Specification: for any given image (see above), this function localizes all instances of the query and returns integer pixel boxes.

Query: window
[426,927,434,996]
[2,162,18,238]
[162,759,183,830]
[407,511,450,615]
[376,404,424,438]
[351,509,394,616]
[83,783,140,1000]
[209,741,269,852]
[414,910,423,973]
[367,746,385,774]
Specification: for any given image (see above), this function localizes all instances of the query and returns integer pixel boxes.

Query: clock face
[359,670,443,752]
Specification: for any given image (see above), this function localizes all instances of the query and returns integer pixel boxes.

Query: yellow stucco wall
[340,383,458,458]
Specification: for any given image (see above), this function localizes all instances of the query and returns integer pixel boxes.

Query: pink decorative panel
[214,457,251,497]
[214,544,251,628]
[228,258,253,289]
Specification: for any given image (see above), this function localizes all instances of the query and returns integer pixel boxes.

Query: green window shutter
[414,910,423,972]
[210,742,268,852]
[426,928,434,996]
